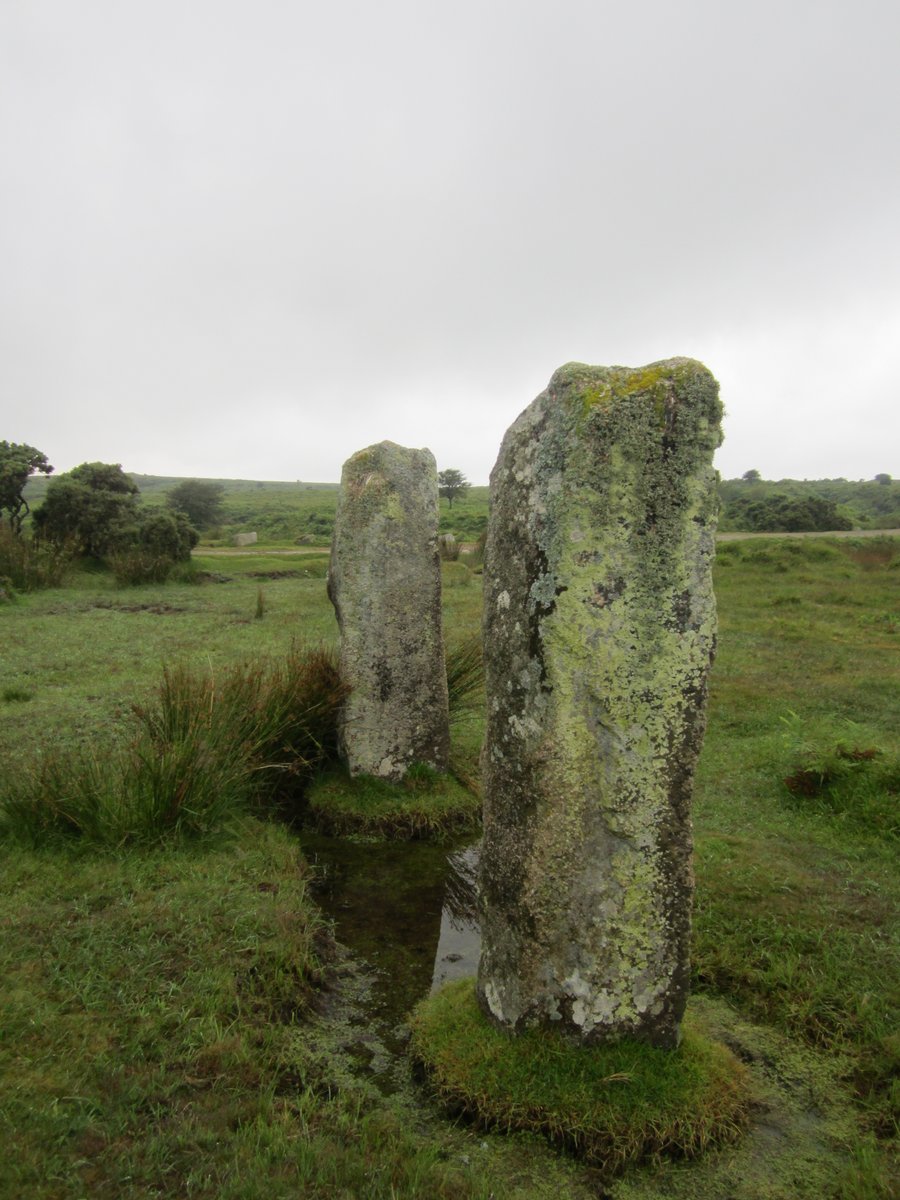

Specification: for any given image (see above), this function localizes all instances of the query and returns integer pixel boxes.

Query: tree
[0,442,53,534]
[438,468,470,508]
[875,473,892,486]
[741,468,761,483]
[33,462,141,558]
[166,479,225,529]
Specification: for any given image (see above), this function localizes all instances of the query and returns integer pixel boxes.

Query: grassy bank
[1,536,897,1196]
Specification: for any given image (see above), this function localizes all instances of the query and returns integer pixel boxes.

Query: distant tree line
[720,474,899,532]
[5,438,896,596]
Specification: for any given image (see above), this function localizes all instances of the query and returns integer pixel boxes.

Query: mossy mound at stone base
[305,765,480,840]
[410,979,750,1176]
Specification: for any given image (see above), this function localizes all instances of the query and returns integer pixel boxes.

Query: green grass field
[0,536,897,1197]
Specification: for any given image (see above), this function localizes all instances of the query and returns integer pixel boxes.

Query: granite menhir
[476,360,723,1048]
[328,440,450,781]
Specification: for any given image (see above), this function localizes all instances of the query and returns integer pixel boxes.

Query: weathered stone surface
[476,359,723,1048]
[328,440,450,780]
[232,531,258,546]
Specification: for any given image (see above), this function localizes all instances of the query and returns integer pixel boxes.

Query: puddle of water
[300,832,481,1083]
[431,844,481,992]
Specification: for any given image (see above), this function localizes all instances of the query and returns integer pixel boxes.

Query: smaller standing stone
[328,440,450,780]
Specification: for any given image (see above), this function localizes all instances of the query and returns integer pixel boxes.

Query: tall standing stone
[328,440,450,781]
[477,360,723,1048]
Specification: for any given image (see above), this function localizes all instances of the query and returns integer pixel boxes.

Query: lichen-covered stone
[328,440,450,780]
[476,359,723,1049]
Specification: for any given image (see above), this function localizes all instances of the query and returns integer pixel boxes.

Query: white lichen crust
[476,360,723,1048]
[328,440,450,780]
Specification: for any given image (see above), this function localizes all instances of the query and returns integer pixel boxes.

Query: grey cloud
[2,0,898,482]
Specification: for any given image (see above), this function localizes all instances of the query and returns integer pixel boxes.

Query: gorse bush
[0,644,348,848]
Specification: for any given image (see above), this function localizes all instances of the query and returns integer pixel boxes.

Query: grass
[305,763,480,839]
[691,536,900,1148]
[410,980,750,1174]
[3,824,591,1200]
[0,644,347,848]
[0,533,898,1196]
[0,552,338,773]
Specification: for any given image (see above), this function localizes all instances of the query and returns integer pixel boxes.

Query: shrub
[107,511,198,585]
[724,493,853,533]
[166,479,225,528]
[108,548,178,585]
[0,524,75,590]
[136,509,198,561]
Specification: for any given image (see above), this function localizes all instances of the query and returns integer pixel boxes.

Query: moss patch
[410,979,750,1175]
[305,764,480,839]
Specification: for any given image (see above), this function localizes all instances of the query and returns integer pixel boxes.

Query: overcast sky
[2,0,898,485]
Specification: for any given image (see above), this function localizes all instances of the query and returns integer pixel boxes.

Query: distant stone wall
[232,532,258,546]
[476,359,723,1048]
[328,440,450,780]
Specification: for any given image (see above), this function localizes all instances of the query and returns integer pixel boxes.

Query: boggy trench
[300,832,864,1199]
[301,832,481,1089]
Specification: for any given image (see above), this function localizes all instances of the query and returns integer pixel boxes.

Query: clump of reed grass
[410,979,750,1177]
[445,635,484,730]
[0,644,347,848]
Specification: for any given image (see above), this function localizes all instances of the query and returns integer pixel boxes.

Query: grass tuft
[445,635,485,728]
[0,644,347,848]
[410,979,751,1175]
